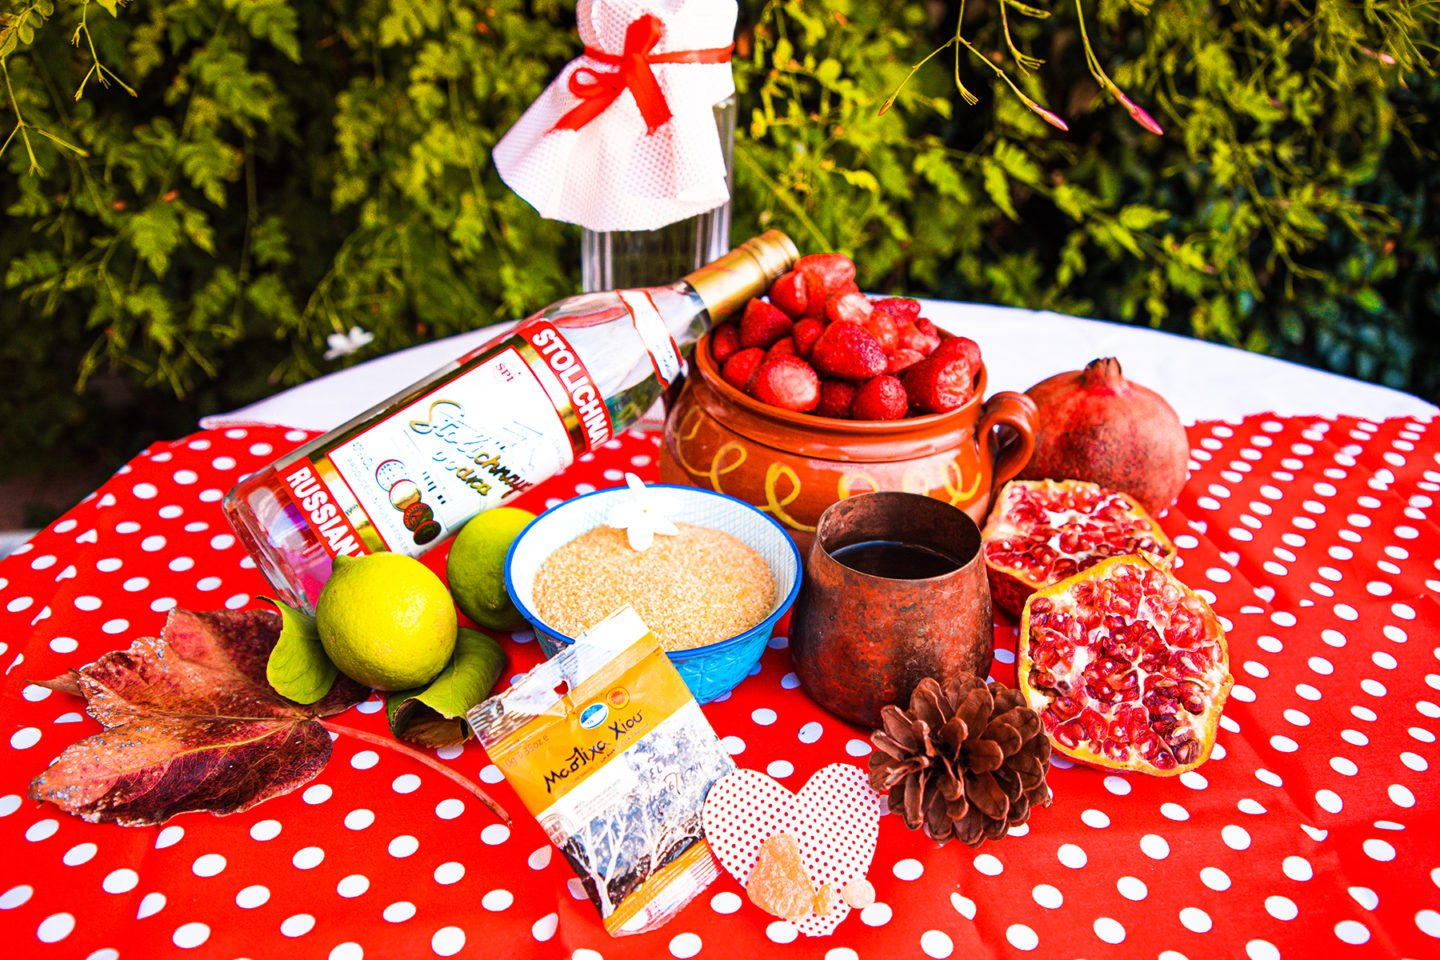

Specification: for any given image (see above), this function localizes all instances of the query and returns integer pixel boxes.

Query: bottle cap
[685,230,799,323]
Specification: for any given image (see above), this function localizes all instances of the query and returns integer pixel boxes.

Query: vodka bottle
[223,230,798,612]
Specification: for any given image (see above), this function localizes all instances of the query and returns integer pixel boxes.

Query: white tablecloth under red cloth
[1,413,1437,959]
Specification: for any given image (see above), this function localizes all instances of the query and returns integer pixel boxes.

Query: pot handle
[977,390,1038,502]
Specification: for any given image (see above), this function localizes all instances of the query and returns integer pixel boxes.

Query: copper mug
[788,492,993,727]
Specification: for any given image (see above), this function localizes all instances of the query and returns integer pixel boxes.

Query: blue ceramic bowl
[505,484,802,703]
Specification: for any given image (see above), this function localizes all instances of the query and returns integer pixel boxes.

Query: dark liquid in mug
[829,539,963,579]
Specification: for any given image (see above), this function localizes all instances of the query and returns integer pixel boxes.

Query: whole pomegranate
[1018,358,1188,515]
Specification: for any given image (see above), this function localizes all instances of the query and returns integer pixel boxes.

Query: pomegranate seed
[1051,694,1083,720]
[1085,679,1120,705]
[1177,680,1206,714]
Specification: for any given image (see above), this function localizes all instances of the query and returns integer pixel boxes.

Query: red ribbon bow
[551,14,733,134]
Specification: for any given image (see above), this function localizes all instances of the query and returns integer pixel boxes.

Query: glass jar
[580,95,737,292]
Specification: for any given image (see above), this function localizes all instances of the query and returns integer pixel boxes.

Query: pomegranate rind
[1017,357,1190,516]
[1016,553,1233,777]
[981,479,1177,618]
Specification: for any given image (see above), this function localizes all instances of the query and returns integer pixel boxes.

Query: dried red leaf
[29,609,370,826]
[35,671,83,698]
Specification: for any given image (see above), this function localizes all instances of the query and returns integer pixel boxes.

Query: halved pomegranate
[981,479,1176,617]
[1017,553,1233,776]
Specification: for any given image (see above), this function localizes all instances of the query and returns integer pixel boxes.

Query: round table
[2,302,1437,960]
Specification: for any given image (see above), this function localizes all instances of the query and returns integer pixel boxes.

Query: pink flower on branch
[1074,0,1164,136]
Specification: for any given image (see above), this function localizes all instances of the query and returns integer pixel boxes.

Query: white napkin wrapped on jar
[492,0,738,231]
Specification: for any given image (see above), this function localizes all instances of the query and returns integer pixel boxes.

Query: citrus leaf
[385,628,506,747]
[263,597,340,705]
[28,609,369,826]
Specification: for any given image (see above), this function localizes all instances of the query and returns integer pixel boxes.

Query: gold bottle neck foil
[684,229,800,324]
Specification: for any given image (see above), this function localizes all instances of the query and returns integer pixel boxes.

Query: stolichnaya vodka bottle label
[223,230,798,612]
[279,320,610,559]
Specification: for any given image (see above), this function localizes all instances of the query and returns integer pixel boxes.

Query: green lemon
[315,553,458,691]
[446,507,535,630]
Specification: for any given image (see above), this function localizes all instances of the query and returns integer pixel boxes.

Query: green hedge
[2,0,1436,504]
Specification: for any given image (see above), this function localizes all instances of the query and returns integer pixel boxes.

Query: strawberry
[897,321,942,356]
[810,322,888,382]
[739,298,793,350]
[721,347,766,394]
[796,253,856,292]
[917,318,941,339]
[711,323,741,366]
[863,313,898,353]
[768,270,809,319]
[901,355,975,413]
[825,290,873,326]
[886,347,926,375]
[792,318,824,358]
[796,253,856,312]
[764,336,798,361]
[850,375,909,421]
[871,298,922,324]
[933,335,981,372]
[750,355,820,412]
[815,380,858,419]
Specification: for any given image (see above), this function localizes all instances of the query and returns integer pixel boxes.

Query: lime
[446,507,535,630]
[315,553,458,690]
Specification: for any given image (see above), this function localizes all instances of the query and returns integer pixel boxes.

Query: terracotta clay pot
[659,332,1038,554]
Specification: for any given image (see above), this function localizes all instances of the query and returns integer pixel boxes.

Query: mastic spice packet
[467,605,735,936]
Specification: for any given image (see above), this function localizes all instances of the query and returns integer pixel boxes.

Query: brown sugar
[812,882,840,916]
[532,523,777,651]
[746,833,815,922]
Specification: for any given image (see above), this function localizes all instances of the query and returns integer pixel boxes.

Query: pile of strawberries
[710,253,983,420]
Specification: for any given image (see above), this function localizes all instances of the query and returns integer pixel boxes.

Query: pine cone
[868,673,1053,846]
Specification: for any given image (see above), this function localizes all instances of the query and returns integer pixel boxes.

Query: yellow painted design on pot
[708,442,749,492]
[763,462,814,532]
[837,472,881,500]
[942,458,984,505]
[670,407,709,477]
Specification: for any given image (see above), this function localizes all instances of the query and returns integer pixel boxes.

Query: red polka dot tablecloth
[1,414,1437,960]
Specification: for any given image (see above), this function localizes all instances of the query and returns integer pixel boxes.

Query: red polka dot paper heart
[701,763,884,937]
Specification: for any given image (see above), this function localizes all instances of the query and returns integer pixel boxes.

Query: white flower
[324,325,374,360]
[606,473,679,552]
